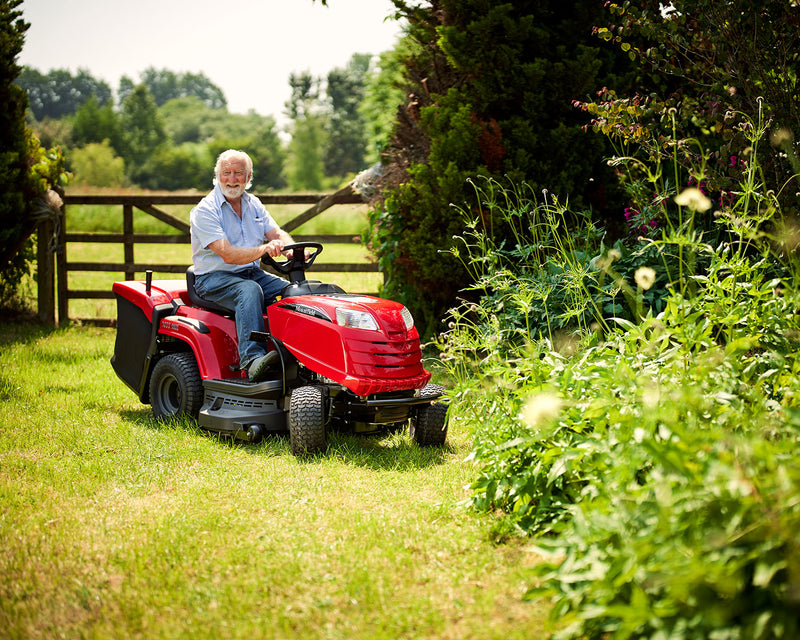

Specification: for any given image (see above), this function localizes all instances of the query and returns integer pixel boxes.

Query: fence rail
[39,186,375,327]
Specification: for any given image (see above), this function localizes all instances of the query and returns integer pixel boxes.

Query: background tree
[70,140,125,187]
[134,67,227,109]
[158,96,210,144]
[359,46,407,165]
[0,0,66,309]
[20,64,287,191]
[146,98,286,190]
[70,95,127,155]
[16,66,112,120]
[324,53,371,178]
[119,84,167,184]
[135,144,210,191]
[29,115,72,150]
[117,74,134,105]
[285,72,327,190]
[205,114,286,191]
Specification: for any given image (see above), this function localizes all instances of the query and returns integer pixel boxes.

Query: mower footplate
[199,378,287,438]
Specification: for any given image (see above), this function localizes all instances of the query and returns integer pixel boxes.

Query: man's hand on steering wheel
[260,242,323,275]
[264,239,311,261]
[264,238,285,258]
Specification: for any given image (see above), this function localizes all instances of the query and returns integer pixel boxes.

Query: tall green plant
[120,84,167,183]
[440,119,800,639]
[0,0,67,309]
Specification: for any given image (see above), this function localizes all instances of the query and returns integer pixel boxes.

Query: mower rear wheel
[410,385,448,447]
[150,352,203,420]
[288,386,327,456]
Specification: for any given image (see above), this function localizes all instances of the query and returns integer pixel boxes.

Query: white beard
[222,183,245,199]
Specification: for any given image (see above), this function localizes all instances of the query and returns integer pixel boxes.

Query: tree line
[18,59,400,192]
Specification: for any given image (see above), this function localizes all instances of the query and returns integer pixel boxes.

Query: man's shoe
[247,350,279,382]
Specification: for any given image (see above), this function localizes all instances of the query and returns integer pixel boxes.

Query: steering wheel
[260,241,323,277]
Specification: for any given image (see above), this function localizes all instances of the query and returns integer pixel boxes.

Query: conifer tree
[369,0,634,334]
[0,0,66,308]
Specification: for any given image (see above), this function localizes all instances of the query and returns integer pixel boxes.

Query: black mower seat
[186,265,234,315]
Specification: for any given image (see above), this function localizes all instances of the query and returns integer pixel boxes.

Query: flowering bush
[439,120,800,638]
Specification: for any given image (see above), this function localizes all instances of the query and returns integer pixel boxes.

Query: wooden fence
[38,186,377,327]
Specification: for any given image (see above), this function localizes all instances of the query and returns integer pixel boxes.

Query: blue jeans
[194,267,287,368]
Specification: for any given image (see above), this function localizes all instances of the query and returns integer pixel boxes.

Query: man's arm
[266,227,307,258]
[266,227,294,248]
[207,236,285,264]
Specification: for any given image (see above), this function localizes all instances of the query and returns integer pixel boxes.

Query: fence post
[123,203,135,281]
[56,203,68,325]
[36,216,55,325]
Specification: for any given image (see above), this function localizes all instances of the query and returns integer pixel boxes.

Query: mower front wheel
[288,386,328,456]
[150,352,203,420]
[410,385,448,447]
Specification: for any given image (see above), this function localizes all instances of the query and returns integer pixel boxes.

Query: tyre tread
[289,386,327,455]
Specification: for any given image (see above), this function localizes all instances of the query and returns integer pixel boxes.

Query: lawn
[0,321,551,639]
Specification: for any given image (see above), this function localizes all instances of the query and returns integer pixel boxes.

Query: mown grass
[0,321,551,639]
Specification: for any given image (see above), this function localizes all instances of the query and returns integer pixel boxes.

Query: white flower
[674,187,712,212]
[520,392,563,428]
[634,266,656,291]
[770,128,794,147]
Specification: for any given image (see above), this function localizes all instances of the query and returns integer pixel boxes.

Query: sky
[18,0,405,127]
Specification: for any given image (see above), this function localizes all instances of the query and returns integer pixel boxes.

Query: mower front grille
[344,335,425,378]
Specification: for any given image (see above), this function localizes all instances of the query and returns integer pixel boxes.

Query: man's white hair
[213,149,253,189]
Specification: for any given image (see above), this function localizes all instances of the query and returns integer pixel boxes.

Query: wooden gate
[39,186,378,326]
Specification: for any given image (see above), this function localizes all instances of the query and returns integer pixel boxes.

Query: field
[0,322,550,639]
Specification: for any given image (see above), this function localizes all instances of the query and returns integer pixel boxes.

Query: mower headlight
[400,306,414,330]
[336,308,379,331]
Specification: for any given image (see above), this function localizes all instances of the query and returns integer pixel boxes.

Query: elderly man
[190,149,293,382]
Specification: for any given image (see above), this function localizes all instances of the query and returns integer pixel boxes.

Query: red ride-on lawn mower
[110,242,448,455]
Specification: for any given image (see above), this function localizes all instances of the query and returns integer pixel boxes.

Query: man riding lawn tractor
[110,149,449,455]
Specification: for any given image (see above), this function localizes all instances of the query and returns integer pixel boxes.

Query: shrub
[592,0,800,218]
[70,140,126,187]
[369,0,636,335]
[135,143,210,191]
[0,0,67,310]
[439,120,800,637]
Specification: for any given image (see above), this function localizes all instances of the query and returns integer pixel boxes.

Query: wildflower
[593,248,621,271]
[520,391,563,429]
[770,128,794,147]
[624,205,661,237]
[674,187,712,212]
[623,206,639,221]
[642,383,661,408]
[634,266,656,290]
